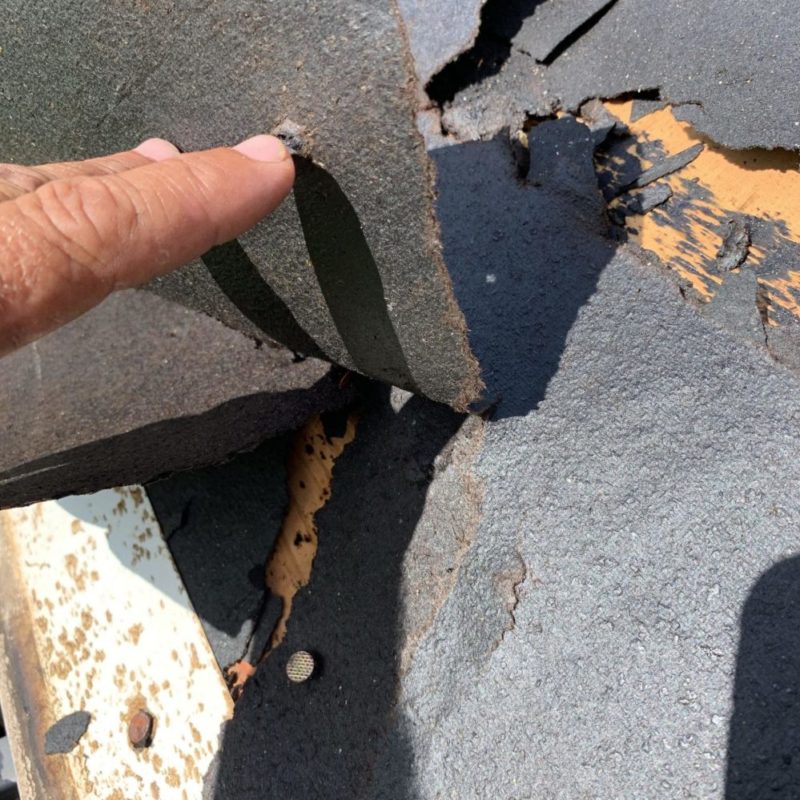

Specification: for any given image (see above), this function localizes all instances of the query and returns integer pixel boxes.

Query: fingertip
[232,135,290,163]
[134,138,181,162]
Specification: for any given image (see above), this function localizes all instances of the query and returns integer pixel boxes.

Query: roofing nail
[128,709,155,749]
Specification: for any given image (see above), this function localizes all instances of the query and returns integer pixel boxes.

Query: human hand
[0,135,294,356]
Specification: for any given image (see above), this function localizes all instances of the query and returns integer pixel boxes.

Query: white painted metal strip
[0,486,232,799]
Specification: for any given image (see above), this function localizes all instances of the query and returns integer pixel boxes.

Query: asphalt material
[148,436,290,670]
[396,0,485,86]
[0,292,352,508]
[7,0,800,796]
[1,0,483,408]
[392,250,800,798]
[161,244,800,797]
[542,0,800,150]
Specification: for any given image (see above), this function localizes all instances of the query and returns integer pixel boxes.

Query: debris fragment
[579,97,628,145]
[715,219,751,273]
[609,183,672,226]
[224,660,256,703]
[44,711,91,755]
[617,143,704,194]
[598,100,800,312]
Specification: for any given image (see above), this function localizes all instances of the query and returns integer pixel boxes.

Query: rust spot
[128,623,144,645]
[64,553,87,590]
[164,767,181,788]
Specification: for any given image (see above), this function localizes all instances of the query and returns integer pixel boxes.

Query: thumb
[0,135,294,355]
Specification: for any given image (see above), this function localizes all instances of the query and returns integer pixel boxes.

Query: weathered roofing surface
[0,292,352,508]
[147,1,800,796]
[159,248,800,796]
[1,0,483,409]
[542,0,800,150]
[3,0,800,796]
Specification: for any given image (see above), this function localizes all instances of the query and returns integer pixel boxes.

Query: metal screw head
[128,709,155,749]
[286,650,316,683]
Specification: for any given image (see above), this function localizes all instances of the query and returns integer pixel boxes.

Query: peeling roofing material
[542,0,800,150]
[1,0,484,409]
[395,0,486,85]
[594,100,800,352]
[3,0,800,796]
[0,292,352,509]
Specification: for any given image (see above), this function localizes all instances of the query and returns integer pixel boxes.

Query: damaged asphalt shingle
[542,0,800,150]
[0,292,353,509]
[384,249,800,799]
[514,0,620,63]
[394,0,486,87]
[1,0,483,410]
[4,2,800,797]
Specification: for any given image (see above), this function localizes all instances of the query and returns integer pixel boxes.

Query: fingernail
[232,135,289,163]
[134,138,181,161]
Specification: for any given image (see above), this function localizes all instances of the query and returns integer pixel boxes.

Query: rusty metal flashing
[0,488,231,799]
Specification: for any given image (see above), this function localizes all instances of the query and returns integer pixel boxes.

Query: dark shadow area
[0,374,352,510]
[292,157,420,393]
[726,555,800,797]
[431,117,617,418]
[540,0,619,65]
[0,289,352,510]
[168,385,464,799]
[426,0,546,105]
[146,435,292,670]
[203,240,325,358]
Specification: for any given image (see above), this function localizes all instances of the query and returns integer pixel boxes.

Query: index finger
[0,135,294,355]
